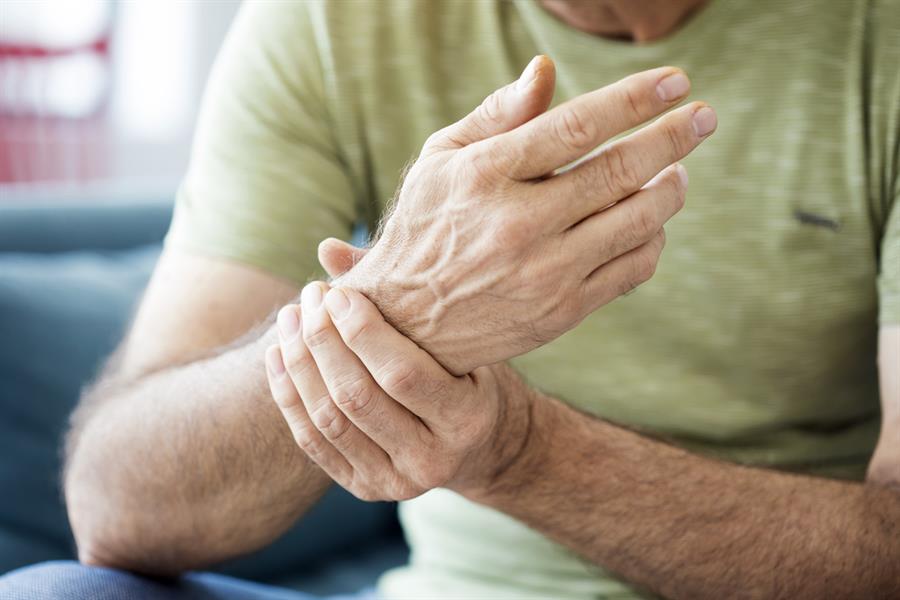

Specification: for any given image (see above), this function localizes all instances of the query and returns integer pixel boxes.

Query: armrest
[0,199,173,254]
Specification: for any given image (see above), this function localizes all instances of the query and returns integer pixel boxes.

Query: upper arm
[166,0,359,285]
[117,249,299,378]
[867,1,900,486]
[878,327,900,421]
[118,1,362,375]
[869,326,900,486]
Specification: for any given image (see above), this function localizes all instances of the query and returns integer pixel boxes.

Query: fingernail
[674,163,689,187]
[656,72,689,102]
[266,346,285,376]
[277,306,299,340]
[516,56,540,92]
[692,106,717,137]
[325,288,351,320]
[301,282,323,310]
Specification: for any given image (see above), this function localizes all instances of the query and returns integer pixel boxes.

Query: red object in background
[0,36,109,59]
[0,11,112,187]
[0,1,237,199]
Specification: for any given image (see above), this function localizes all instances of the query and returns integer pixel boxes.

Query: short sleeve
[867,0,900,324]
[165,0,358,284]
[881,203,900,324]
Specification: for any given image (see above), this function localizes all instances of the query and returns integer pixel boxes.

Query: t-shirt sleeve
[879,202,900,325]
[869,0,900,325]
[165,0,358,284]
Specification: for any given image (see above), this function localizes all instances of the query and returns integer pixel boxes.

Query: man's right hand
[335,56,717,375]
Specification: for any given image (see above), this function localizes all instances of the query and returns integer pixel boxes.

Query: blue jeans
[0,561,378,600]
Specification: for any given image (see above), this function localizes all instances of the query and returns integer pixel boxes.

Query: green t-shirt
[167,0,900,597]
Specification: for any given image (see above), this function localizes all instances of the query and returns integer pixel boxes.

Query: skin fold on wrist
[458,366,547,501]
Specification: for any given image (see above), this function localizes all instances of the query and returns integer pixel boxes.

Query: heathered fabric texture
[0,561,378,600]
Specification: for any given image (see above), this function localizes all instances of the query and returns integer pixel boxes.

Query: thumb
[422,55,556,156]
[318,237,368,278]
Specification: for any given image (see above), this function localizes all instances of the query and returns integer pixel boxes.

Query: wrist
[335,256,468,374]
[457,366,555,502]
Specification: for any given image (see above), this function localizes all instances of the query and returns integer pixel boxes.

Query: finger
[563,163,687,276]
[265,343,353,488]
[323,286,463,423]
[277,299,392,480]
[421,55,555,157]
[481,66,694,180]
[580,228,667,312]
[299,284,430,461]
[318,238,367,279]
[543,101,715,227]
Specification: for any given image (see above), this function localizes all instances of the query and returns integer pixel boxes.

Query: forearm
[472,393,900,599]
[65,325,330,574]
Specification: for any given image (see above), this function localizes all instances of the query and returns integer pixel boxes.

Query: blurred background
[0,0,239,202]
[0,0,408,589]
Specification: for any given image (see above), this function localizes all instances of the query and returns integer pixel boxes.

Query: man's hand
[338,56,717,374]
[266,282,532,501]
[267,283,900,599]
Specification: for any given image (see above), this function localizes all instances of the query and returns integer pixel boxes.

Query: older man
[2,0,898,598]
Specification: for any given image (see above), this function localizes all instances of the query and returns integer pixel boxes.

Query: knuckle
[669,177,687,211]
[391,485,424,502]
[423,129,442,149]
[459,144,510,188]
[555,109,595,153]
[409,455,453,490]
[617,251,658,296]
[380,363,421,398]
[530,289,578,342]
[424,126,457,151]
[283,407,310,436]
[310,402,352,442]
[332,379,376,416]
[635,249,659,283]
[619,275,642,297]
[600,145,641,196]
[418,465,452,491]
[493,212,533,249]
[281,342,310,372]
[350,485,381,503]
[340,311,376,348]
[662,122,688,158]
[556,288,586,327]
[628,203,660,240]
[657,228,668,249]
[301,323,331,350]
[295,427,326,458]
[621,85,645,121]
[478,89,506,129]
[387,474,424,501]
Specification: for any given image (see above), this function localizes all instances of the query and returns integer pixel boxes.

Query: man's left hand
[265,281,534,501]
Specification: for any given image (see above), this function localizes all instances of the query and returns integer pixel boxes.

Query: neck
[539,0,709,43]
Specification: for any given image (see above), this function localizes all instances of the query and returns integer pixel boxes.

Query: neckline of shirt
[513,0,730,64]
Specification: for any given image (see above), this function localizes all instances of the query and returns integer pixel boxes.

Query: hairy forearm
[473,394,900,599]
[64,325,330,575]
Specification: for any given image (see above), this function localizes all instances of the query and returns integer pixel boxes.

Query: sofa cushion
[0,246,161,574]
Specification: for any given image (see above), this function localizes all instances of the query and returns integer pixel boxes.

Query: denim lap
[0,561,377,600]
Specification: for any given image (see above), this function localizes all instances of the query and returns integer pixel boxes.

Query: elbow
[68,510,187,578]
[66,484,135,574]
[65,462,186,577]
[63,386,187,576]
[67,510,133,573]
[73,537,132,573]
[73,538,183,578]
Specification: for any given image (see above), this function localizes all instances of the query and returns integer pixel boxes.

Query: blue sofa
[0,198,407,593]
